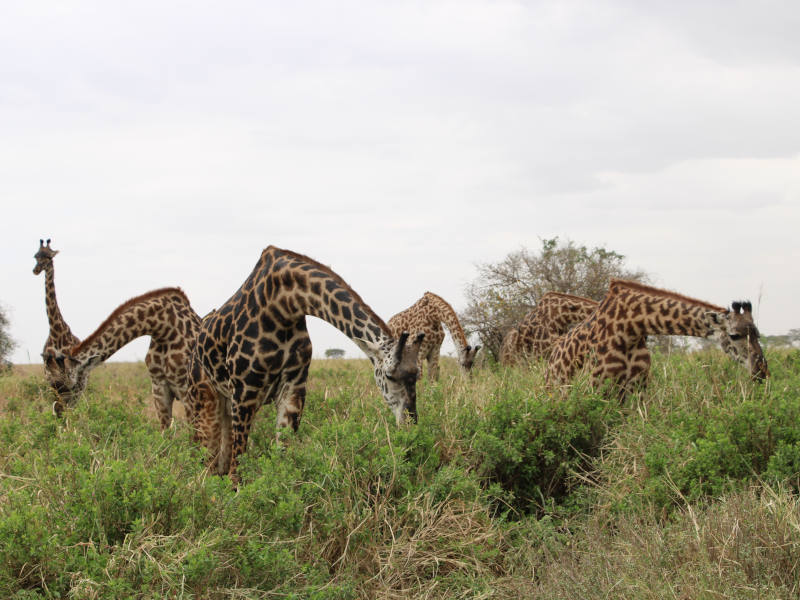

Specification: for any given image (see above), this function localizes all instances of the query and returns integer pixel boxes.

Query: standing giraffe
[187,246,425,482]
[34,238,80,355]
[545,279,765,395]
[33,239,82,414]
[387,291,479,381]
[500,292,599,366]
[41,287,216,428]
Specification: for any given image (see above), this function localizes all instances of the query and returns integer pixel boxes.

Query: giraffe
[186,246,425,482]
[33,239,82,415]
[544,279,759,396]
[716,301,769,380]
[387,291,480,381]
[41,287,213,428]
[500,292,599,366]
[34,238,80,356]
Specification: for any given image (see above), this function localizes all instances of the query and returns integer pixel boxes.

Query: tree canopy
[460,237,648,359]
[0,304,16,369]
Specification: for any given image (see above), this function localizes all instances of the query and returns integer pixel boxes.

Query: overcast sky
[3,0,799,364]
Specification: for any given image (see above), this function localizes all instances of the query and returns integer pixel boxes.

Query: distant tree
[461,237,648,359]
[324,348,346,359]
[0,304,16,371]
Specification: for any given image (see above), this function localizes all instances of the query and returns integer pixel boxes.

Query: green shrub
[459,382,614,516]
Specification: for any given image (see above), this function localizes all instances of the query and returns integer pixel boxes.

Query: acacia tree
[461,237,648,359]
[0,304,15,370]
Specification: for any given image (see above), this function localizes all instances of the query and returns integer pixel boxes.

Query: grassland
[1,349,799,599]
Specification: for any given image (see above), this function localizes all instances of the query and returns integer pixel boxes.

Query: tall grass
[0,349,798,598]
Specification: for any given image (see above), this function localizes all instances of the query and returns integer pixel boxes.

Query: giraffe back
[502,292,598,366]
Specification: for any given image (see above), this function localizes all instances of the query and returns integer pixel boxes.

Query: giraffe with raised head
[545,279,766,395]
[500,292,599,366]
[41,287,216,428]
[34,238,80,355]
[187,246,425,482]
[33,239,82,414]
[387,291,480,381]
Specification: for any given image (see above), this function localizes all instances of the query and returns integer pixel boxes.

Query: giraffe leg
[626,340,652,394]
[150,379,174,430]
[185,356,225,473]
[427,346,440,382]
[275,335,312,442]
[226,384,260,487]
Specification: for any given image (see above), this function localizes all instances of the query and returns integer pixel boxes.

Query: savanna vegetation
[0,305,15,372]
[1,348,799,599]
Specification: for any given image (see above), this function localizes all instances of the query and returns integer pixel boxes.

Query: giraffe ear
[84,354,103,369]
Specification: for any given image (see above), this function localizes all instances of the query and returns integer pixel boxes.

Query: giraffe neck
[42,262,78,349]
[70,289,198,362]
[257,248,393,360]
[426,293,471,357]
[604,287,723,340]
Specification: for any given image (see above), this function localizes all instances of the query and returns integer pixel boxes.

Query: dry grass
[526,484,800,599]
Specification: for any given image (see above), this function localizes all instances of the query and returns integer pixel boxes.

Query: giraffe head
[459,344,481,372]
[42,348,101,416]
[33,238,58,275]
[723,301,769,381]
[360,331,425,425]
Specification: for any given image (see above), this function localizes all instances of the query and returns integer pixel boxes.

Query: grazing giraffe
[33,239,82,414]
[189,246,424,483]
[545,279,746,396]
[41,287,213,428]
[717,300,769,380]
[187,246,425,482]
[387,291,480,381]
[500,292,599,366]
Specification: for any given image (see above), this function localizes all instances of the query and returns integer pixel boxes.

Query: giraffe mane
[267,246,393,337]
[608,279,726,312]
[423,291,454,311]
[70,287,193,356]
